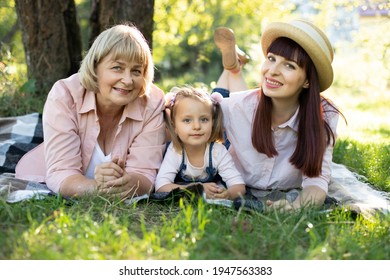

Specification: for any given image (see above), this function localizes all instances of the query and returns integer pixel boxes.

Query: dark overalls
[174,142,225,186]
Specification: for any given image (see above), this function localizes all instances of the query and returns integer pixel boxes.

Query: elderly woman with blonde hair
[16,24,166,200]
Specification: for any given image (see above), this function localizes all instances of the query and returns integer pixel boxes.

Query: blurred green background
[1,0,389,146]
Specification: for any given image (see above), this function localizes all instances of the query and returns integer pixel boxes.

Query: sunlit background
[1,0,389,144]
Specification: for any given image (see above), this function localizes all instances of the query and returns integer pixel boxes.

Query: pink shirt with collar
[220,89,339,194]
[16,73,166,193]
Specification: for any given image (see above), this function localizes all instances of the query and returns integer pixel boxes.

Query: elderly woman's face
[95,53,144,108]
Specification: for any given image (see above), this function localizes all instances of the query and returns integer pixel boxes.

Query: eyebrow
[111,60,142,68]
[285,58,298,64]
[279,55,298,64]
[180,113,212,119]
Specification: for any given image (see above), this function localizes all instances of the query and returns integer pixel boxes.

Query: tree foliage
[0,0,389,115]
[153,0,291,87]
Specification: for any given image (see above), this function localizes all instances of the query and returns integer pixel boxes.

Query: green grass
[1,32,390,261]
[333,140,389,192]
[1,123,389,260]
[0,197,210,260]
[325,82,390,194]
[1,84,390,260]
[1,195,390,260]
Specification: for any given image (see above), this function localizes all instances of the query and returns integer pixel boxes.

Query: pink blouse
[16,73,166,193]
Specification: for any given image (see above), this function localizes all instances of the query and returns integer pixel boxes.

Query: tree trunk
[15,0,82,96]
[89,0,154,49]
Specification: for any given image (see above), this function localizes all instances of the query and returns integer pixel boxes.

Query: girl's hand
[213,189,229,199]
[203,183,227,199]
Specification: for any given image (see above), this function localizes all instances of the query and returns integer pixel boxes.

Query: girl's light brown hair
[165,86,224,153]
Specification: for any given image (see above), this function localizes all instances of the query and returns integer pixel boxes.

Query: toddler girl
[155,86,245,200]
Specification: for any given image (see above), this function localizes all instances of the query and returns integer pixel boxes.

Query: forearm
[123,172,154,196]
[59,174,97,198]
[267,185,326,212]
[292,185,327,209]
[226,184,246,200]
[156,183,182,193]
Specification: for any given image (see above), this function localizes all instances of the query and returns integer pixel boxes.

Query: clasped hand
[94,158,132,198]
[266,199,296,212]
[203,182,229,199]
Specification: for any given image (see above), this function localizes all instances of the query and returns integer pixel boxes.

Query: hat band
[290,20,331,62]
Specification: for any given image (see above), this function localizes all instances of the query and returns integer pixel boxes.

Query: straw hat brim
[261,20,334,92]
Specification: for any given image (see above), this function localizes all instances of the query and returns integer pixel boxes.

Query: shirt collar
[79,90,144,121]
[79,90,95,113]
[277,106,299,132]
[122,98,143,121]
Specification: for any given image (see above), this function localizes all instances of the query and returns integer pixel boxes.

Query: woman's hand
[94,158,124,188]
[96,157,153,199]
[266,199,295,212]
[99,172,135,199]
[266,186,326,212]
[59,158,151,199]
[95,157,131,198]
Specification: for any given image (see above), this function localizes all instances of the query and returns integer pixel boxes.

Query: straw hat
[261,20,334,91]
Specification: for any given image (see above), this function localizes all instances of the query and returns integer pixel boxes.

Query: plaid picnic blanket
[328,162,390,216]
[0,113,49,203]
[0,112,43,174]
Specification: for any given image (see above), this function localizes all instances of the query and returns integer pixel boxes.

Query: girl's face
[173,97,213,149]
[95,53,145,109]
[261,52,309,103]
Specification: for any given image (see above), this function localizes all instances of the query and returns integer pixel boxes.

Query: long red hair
[251,37,342,177]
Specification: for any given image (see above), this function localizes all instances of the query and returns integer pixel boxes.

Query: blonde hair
[79,24,154,97]
[165,86,224,152]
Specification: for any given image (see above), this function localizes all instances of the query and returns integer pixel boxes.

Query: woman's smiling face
[261,52,309,102]
[95,53,145,108]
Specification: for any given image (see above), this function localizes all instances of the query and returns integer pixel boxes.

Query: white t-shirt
[85,144,112,179]
[155,142,244,191]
